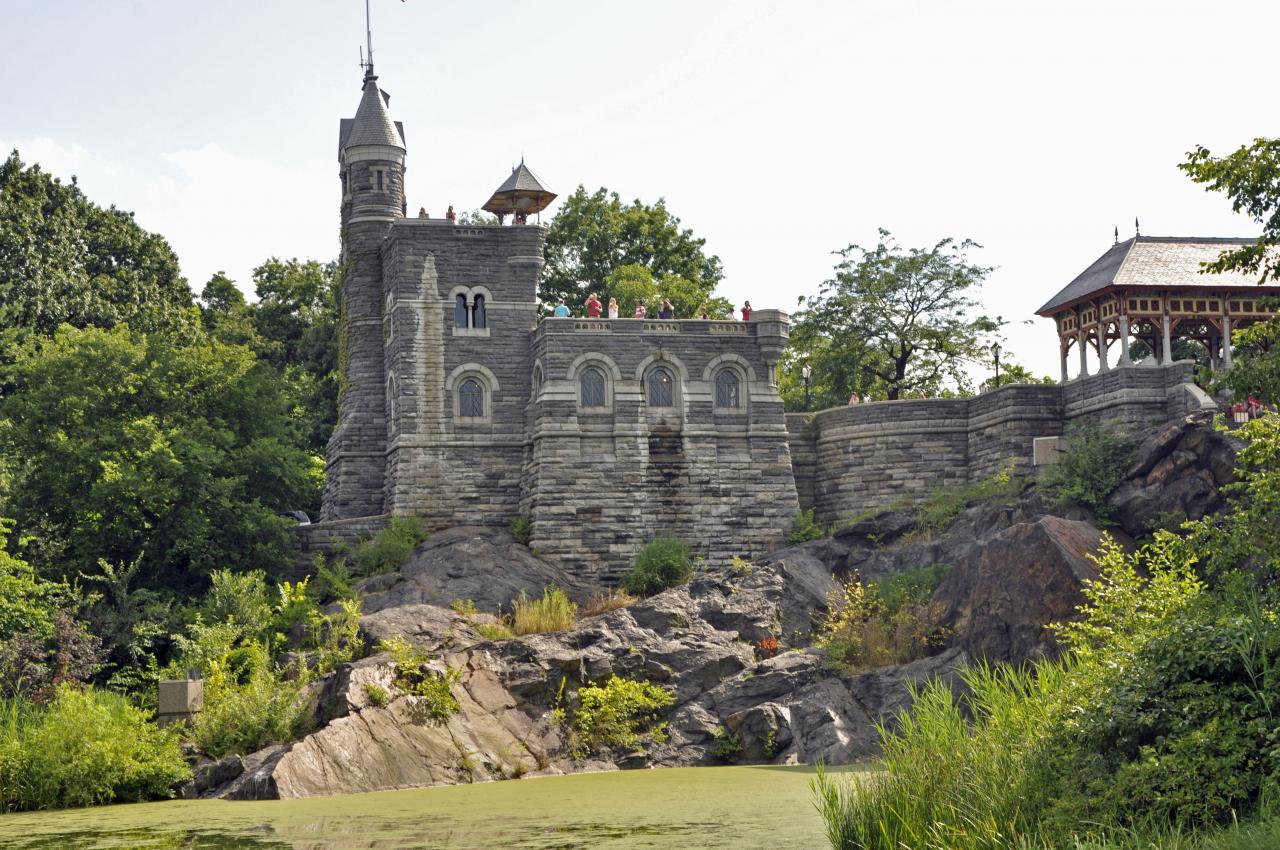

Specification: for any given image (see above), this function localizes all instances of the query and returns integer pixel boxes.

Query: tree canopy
[0,151,193,338]
[0,324,322,593]
[785,230,998,407]
[541,186,728,317]
[1183,137,1280,404]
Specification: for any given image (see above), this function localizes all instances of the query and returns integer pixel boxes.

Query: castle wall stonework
[789,362,1213,524]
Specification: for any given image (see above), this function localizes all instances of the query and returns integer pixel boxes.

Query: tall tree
[0,151,193,338]
[0,324,321,594]
[541,186,726,316]
[788,230,998,405]
[1181,138,1280,405]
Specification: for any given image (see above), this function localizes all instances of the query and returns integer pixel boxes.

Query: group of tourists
[551,295,754,322]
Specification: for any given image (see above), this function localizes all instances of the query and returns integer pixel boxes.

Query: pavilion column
[1223,316,1234,370]
[1096,322,1110,371]
[1060,342,1069,383]
[1161,314,1173,365]
[1077,331,1089,378]
[1117,315,1133,366]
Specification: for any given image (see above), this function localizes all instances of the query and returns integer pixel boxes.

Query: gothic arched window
[580,367,606,408]
[647,367,675,407]
[455,294,469,329]
[459,378,484,418]
[714,370,741,408]
[472,294,486,329]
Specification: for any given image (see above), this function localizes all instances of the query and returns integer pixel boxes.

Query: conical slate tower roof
[482,161,556,216]
[344,77,405,150]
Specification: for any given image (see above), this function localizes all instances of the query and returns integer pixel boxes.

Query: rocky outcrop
[199,413,1240,800]
[1107,411,1240,538]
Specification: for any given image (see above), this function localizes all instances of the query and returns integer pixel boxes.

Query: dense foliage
[560,675,675,758]
[815,414,1280,848]
[0,685,189,812]
[1042,427,1134,521]
[0,324,322,594]
[540,187,730,317]
[0,152,193,339]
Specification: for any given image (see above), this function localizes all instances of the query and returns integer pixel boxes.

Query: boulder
[359,526,596,617]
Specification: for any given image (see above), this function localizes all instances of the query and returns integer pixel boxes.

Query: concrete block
[158,678,203,716]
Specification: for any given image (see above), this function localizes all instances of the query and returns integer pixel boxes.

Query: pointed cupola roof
[482,161,556,216]
[342,76,406,152]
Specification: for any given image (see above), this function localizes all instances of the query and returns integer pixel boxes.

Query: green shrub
[510,514,532,545]
[450,598,478,617]
[191,642,311,759]
[475,622,516,642]
[306,597,364,674]
[314,554,356,603]
[621,537,692,597]
[785,508,828,544]
[204,569,272,638]
[377,636,461,727]
[0,685,190,812]
[512,587,578,635]
[560,675,675,758]
[815,567,950,671]
[351,516,427,576]
[1042,426,1134,520]
[362,682,389,708]
[710,725,743,762]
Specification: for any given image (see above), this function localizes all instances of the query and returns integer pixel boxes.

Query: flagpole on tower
[363,0,375,80]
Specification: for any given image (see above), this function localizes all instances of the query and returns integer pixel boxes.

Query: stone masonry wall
[381,221,544,528]
[794,362,1212,523]
[522,315,798,582]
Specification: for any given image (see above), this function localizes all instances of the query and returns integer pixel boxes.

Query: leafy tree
[0,151,193,338]
[541,186,725,316]
[1182,138,1280,405]
[198,271,259,349]
[0,324,322,595]
[977,354,1057,392]
[788,230,998,405]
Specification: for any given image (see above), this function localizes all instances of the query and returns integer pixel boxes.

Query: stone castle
[302,68,1217,580]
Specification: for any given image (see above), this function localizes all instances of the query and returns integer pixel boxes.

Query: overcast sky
[3,0,1276,378]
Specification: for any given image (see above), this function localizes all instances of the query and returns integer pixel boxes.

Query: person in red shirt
[634,301,648,318]
[585,293,603,318]
[741,301,752,321]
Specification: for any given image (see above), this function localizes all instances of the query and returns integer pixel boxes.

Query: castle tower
[321,69,407,520]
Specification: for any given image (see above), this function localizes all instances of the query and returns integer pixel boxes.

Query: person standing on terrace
[634,301,647,318]
[553,298,571,318]
[658,299,675,319]
[608,297,619,319]
[585,293,603,318]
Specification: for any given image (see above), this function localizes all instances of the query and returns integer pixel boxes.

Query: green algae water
[0,765,855,849]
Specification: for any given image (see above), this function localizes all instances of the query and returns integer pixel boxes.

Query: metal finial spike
[1114,226,1119,245]
[1135,217,1140,237]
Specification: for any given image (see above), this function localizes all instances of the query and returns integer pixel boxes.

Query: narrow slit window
[376,170,385,192]
[715,371,741,408]
[647,368,674,407]
[459,379,484,418]
[455,294,469,329]
[472,294,486,329]
[580,367,606,408]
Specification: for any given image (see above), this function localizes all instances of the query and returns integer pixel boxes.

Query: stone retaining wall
[794,362,1211,523]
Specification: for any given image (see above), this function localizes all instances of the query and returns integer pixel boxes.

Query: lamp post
[990,341,1001,389]
[801,362,812,411]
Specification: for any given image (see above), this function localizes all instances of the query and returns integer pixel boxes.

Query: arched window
[714,370,741,408]
[455,294,469,329]
[580,367,606,408]
[647,367,675,407]
[459,378,484,418]
[471,294,486,329]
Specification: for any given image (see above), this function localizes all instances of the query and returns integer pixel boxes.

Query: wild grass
[911,464,1023,537]
[815,565,951,670]
[812,661,1066,850]
[512,587,578,635]
[581,588,637,618]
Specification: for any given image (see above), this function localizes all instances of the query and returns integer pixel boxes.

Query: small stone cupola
[339,71,407,225]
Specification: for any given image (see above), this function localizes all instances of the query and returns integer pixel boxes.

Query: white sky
[3,0,1277,378]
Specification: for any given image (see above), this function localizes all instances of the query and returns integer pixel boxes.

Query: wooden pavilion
[1037,236,1280,381]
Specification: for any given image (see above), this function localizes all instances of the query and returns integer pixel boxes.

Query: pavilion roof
[1037,236,1265,315]
[482,161,556,215]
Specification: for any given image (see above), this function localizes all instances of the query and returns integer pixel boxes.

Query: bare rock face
[931,516,1102,662]
[358,526,595,616]
[1107,412,1241,538]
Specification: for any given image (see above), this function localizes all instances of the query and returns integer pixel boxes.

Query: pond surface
[0,765,856,849]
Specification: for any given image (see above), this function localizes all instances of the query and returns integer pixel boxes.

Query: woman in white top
[608,297,619,319]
